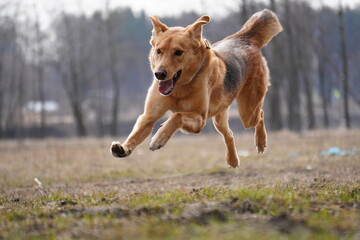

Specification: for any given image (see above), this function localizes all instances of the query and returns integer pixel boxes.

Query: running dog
[111,9,283,168]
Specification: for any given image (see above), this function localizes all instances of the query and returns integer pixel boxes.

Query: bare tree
[266,0,284,130]
[54,13,88,137]
[315,3,330,128]
[283,0,301,131]
[296,3,316,130]
[0,2,27,138]
[105,0,121,136]
[34,6,46,137]
[338,1,350,128]
[92,13,107,137]
[301,57,316,130]
[5,23,20,134]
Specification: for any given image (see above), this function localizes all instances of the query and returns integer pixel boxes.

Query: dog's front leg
[111,84,169,158]
[111,114,159,158]
[149,111,206,151]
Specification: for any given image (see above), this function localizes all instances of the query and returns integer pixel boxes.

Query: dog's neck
[192,39,211,80]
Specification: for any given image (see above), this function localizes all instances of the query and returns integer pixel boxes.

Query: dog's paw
[256,142,266,154]
[110,141,131,158]
[227,155,240,168]
[149,131,170,151]
[255,131,267,154]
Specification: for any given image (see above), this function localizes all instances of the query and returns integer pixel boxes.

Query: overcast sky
[4,0,360,28]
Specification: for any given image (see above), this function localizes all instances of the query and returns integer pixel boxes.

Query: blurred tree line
[0,0,359,139]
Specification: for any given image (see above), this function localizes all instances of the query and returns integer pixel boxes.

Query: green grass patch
[1,181,359,239]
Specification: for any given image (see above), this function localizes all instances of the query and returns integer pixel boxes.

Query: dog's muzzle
[157,70,182,96]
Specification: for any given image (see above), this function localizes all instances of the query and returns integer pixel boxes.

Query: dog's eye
[156,49,161,54]
[174,50,183,56]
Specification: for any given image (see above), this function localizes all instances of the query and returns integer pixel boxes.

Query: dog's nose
[154,70,167,80]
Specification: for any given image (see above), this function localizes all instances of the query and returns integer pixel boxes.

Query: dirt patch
[269,212,310,234]
[0,131,359,239]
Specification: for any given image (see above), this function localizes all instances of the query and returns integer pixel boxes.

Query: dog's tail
[231,9,283,48]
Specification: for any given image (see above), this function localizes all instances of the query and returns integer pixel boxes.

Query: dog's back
[213,9,282,94]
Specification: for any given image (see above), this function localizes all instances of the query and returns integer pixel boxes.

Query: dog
[111,9,282,168]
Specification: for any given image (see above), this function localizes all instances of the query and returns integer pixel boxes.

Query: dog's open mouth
[158,70,182,96]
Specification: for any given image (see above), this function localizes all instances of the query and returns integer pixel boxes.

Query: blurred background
[0,0,359,139]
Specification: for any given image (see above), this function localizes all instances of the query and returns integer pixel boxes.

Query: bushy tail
[232,9,283,48]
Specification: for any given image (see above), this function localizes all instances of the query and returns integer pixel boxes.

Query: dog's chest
[172,97,228,119]
[174,100,194,112]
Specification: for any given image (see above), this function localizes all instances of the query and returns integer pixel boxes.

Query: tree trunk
[5,28,21,137]
[37,63,46,137]
[267,0,284,131]
[94,19,106,137]
[296,14,316,130]
[69,63,87,137]
[62,14,87,137]
[35,12,46,137]
[71,100,87,137]
[316,32,330,128]
[284,0,301,131]
[338,2,350,129]
[316,4,330,128]
[16,56,25,138]
[303,73,316,129]
[318,60,329,128]
[105,1,121,136]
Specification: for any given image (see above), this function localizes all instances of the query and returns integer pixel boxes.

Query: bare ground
[1,130,359,196]
[0,130,359,239]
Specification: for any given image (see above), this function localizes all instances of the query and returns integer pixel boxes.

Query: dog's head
[149,15,210,96]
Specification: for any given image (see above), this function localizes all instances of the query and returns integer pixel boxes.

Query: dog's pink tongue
[158,79,173,95]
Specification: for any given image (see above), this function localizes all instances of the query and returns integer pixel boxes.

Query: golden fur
[111,9,283,168]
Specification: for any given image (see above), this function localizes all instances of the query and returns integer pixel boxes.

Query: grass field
[0,130,359,239]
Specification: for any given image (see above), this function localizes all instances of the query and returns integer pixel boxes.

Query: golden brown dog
[111,9,282,168]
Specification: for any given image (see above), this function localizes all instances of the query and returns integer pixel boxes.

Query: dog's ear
[149,16,168,45]
[186,15,210,41]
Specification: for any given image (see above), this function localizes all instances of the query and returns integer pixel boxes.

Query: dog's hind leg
[254,109,266,153]
[237,97,267,153]
[236,59,268,153]
[212,108,239,168]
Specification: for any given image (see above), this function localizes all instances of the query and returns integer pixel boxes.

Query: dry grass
[0,130,359,239]
[1,130,359,190]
